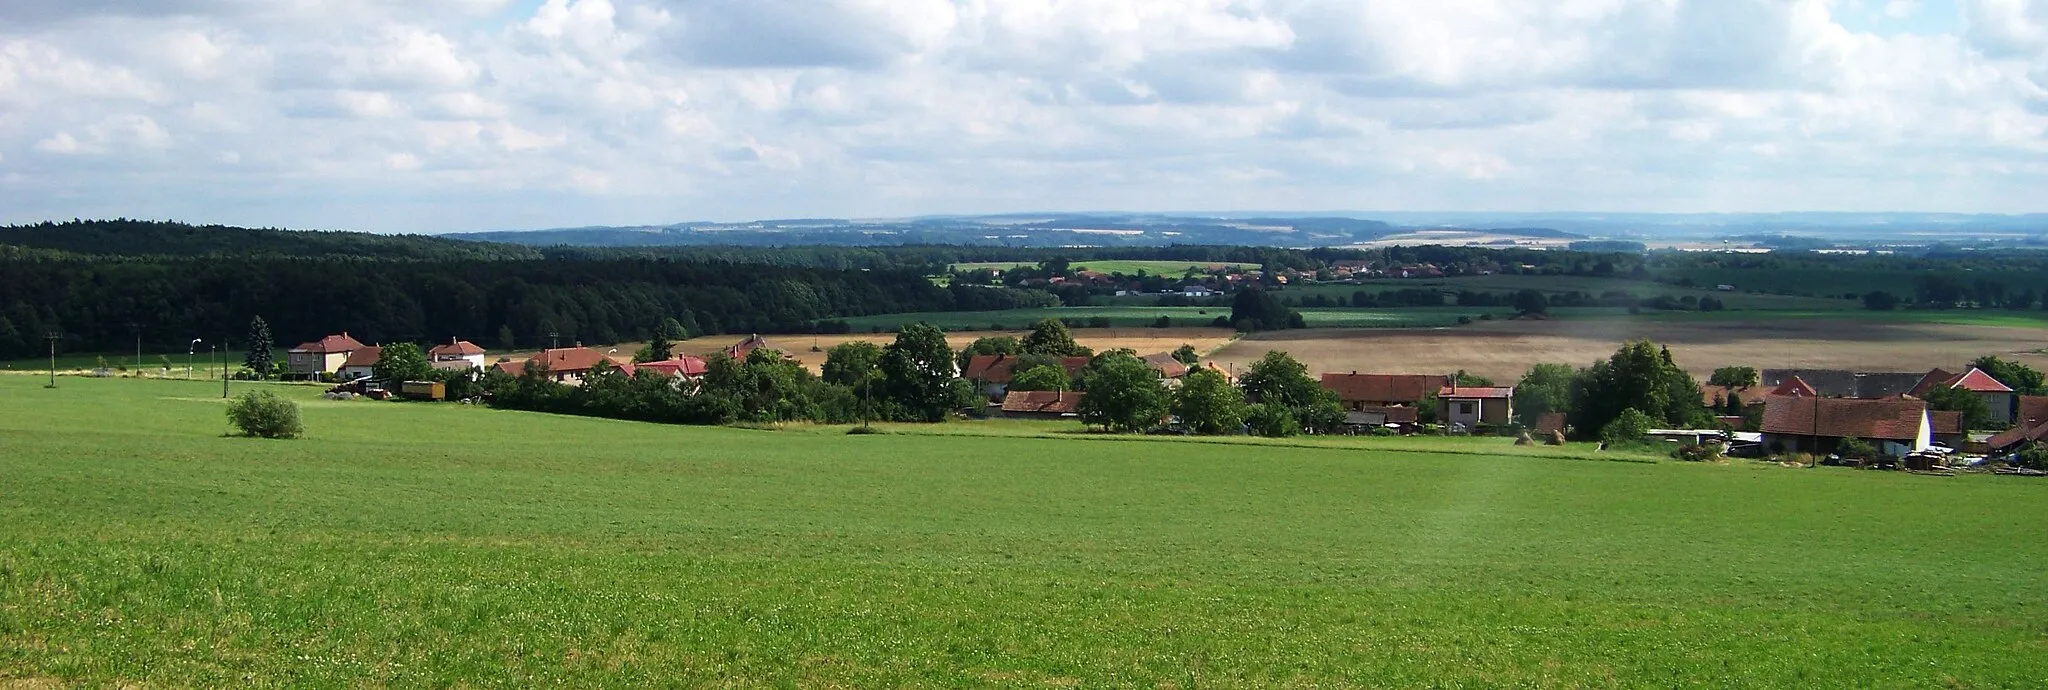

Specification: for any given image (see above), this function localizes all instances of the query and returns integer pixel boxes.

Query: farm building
[1761,396,1932,457]
[1000,391,1084,420]
[723,334,782,361]
[963,354,1091,399]
[1321,373,1446,427]
[1762,369,1931,399]
[287,332,367,379]
[337,345,381,381]
[1141,353,1191,381]
[635,356,709,380]
[1911,368,2016,426]
[1437,385,1513,428]
[497,347,622,386]
[428,338,488,371]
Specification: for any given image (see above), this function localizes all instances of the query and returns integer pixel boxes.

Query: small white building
[428,338,487,371]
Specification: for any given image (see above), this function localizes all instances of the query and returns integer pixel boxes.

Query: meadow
[839,306,1497,331]
[3,376,2047,686]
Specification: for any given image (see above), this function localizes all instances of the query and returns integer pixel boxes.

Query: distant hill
[445,214,1576,249]
[0,219,543,260]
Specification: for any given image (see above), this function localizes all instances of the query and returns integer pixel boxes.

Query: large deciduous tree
[1020,319,1088,357]
[373,342,434,383]
[1568,340,1709,440]
[1008,364,1071,392]
[881,323,959,422]
[1172,367,1246,435]
[1237,350,1345,433]
[1513,363,1578,428]
[1076,352,1168,433]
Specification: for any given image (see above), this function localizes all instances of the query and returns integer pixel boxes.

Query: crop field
[836,306,1502,332]
[4,377,2048,686]
[1211,316,2048,382]
[668,328,1240,369]
[1282,275,1856,311]
[950,260,1258,275]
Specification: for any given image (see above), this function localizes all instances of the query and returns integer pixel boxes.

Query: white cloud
[0,0,2045,231]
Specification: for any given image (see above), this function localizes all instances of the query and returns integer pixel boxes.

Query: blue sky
[0,0,2044,233]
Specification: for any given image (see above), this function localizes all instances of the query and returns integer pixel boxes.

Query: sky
[0,0,2045,233]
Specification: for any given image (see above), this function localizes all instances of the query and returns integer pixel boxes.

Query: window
[1458,402,1475,415]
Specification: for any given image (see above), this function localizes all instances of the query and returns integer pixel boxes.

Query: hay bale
[1514,431,1534,446]
[1546,430,1566,446]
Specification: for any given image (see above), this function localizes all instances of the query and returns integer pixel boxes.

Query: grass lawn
[4,376,2048,686]
[840,306,1501,331]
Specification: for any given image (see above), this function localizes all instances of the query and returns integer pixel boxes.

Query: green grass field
[841,306,1502,331]
[1282,275,1855,311]
[4,375,2048,686]
[951,260,1259,276]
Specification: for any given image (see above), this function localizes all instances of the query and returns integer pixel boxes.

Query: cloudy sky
[1,0,2045,232]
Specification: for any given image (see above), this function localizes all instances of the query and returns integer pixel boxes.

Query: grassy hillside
[3,376,2046,686]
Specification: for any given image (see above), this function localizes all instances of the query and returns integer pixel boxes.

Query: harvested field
[658,328,1237,372]
[1210,318,2048,382]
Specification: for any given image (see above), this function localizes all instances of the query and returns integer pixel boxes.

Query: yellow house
[287,333,367,379]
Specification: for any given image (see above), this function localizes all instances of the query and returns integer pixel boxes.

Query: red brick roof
[1762,396,1928,441]
[340,345,381,369]
[429,338,485,356]
[1929,410,1962,436]
[2019,396,2048,427]
[292,332,365,354]
[964,355,1089,384]
[1321,374,1448,404]
[1987,421,2048,451]
[1439,386,1513,400]
[1001,391,1084,415]
[1909,368,1957,397]
[529,347,613,374]
[636,357,709,377]
[1768,376,1818,398]
[1143,353,1190,379]
[1949,368,2014,393]
[724,334,778,360]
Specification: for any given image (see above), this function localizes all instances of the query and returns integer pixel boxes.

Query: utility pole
[130,322,142,369]
[221,335,230,399]
[45,332,60,388]
[549,331,560,350]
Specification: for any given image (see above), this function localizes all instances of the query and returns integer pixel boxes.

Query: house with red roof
[1000,391,1085,419]
[287,332,367,378]
[963,354,1092,399]
[636,356,709,380]
[502,347,623,386]
[1438,385,1514,428]
[1913,367,2016,426]
[337,346,382,381]
[1767,375,1819,398]
[428,338,487,372]
[1321,373,1448,426]
[1761,396,1932,457]
[723,334,781,361]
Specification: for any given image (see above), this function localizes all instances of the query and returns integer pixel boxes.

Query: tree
[821,341,883,389]
[1020,319,1088,357]
[1172,367,1246,434]
[1600,408,1654,445]
[1171,344,1200,366]
[2016,443,2048,471]
[1244,403,1300,437]
[1513,363,1577,428]
[373,342,434,382]
[1237,350,1346,433]
[1569,340,1708,441]
[1708,366,1759,388]
[1513,289,1549,315]
[243,316,274,379]
[1836,437,1878,460]
[1452,370,1493,387]
[496,324,518,351]
[1970,356,2047,396]
[1076,352,1167,433]
[1862,291,1899,311]
[226,390,303,439]
[880,323,958,422]
[1008,364,1071,392]
[1924,384,1993,432]
[633,320,681,363]
[1230,288,1297,332]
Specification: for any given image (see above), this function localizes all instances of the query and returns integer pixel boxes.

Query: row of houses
[1744,366,2044,457]
[287,333,487,380]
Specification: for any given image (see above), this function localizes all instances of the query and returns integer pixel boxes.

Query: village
[281,327,2048,474]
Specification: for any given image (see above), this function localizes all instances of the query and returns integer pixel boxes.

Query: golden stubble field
[1209,319,2048,382]
[661,328,1238,372]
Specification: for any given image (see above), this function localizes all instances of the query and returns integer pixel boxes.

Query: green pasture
[0,348,285,380]
[950,260,1258,275]
[4,376,2048,686]
[840,306,1501,331]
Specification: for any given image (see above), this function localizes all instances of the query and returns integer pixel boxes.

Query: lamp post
[188,338,202,380]
[44,332,60,389]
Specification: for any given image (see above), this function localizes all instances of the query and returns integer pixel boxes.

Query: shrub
[1672,443,1720,462]
[1244,403,1300,438]
[1836,437,1878,460]
[845,425,887,436]
[226,390,303,439]
[1600,408,1655,445]
[2013,443,2048,470]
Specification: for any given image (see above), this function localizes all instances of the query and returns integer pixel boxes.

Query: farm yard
[1209,316,2048,383]
[3,376,2048,686]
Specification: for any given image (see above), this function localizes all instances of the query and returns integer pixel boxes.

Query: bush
[2012,443,2048,470]
[226,390,303,439]
[845,425,887,436]
[1600,408,1655,445]
[1836,437,1878,460]
[1672,443,1721,462]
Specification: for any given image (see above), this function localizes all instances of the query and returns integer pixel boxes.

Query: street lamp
[188,338,202,380]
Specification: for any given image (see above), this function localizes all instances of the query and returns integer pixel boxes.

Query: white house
[428,338,488,372]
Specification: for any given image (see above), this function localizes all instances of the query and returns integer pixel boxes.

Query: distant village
[283,328,2048,473]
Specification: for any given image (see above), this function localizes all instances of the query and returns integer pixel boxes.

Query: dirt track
[1209,319,2048,382]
